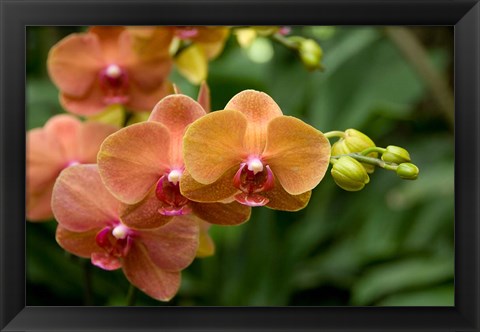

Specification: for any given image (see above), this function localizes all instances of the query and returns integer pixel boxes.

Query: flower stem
[360,147,386,156]
[324,131,346,139]
[271,33,299,50]
[126,284,137,306]
[331,153,398,171]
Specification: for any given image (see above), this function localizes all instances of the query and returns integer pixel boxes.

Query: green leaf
[27,78,63,129]
[378,284,454,306]
[351,255,454,305]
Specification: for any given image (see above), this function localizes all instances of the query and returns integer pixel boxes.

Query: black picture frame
[1,0,479,331]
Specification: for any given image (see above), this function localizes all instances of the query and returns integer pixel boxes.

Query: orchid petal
[123,242,181,301]
[192,27,230,44]
[98,122,171,204]
[149,94,205,137]
[263,185,312,211]
[43,114,82,161]
[183,110,246,184]
[47,33,103,98]
[119,187,172,229]
[126,80,172,113]
[60,82,109,116]
[197,81,211,113]
[26,128,64,191]
[88,26,126,62]
[175,44,208,85]
[180,167,240,202]
[26,184,55,221]
[122,27,174,91]
[78,121,118,163]
[92,252,122,271]
[263,116,331,195]
[149,94,206,166]
[190,201,251,226]
[138,215,199,271]
[52,164,120,232]
[197,30,229,59]
[224,90,282,154]
[56,225,100,258]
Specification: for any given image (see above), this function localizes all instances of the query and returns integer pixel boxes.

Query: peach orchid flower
[172,27,230,85]
[47,26,173,115]
[181,90,331,210]
[27,114,117,221]
[52,164,198,301]
[97,93,251,229]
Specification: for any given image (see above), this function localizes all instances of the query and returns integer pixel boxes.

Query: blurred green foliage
[26,26,454,306]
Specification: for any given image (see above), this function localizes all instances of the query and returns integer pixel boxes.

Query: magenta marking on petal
[122,236,133,257]
[234,192,269,207]
[263,165,275,191]
[155,175,167,202]
[95,226,112,248]
[233,163,247,189]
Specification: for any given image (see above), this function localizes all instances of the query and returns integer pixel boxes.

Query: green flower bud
[396,163,419,180]
[331,129,377,173]
[331,156,370,191]
[298,39,323,71]
[381,145,411,164]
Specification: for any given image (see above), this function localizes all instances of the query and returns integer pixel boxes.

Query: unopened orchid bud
[331,156,370,191]
[298,38,323,71]
[382,145,411,164]
[396,163,419,180]
[331,129,377,173]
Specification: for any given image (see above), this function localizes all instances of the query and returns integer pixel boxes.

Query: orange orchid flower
[52,164,198,301]
[27,114,117,221]
[173,26,230,58]
[172,27,230,85]
[97,93,251,229]
[47,26,173,115]
[181,90,331,210]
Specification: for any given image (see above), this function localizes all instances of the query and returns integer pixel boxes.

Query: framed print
[1,0,479,331]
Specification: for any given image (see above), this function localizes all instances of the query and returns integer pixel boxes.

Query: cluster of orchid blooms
[27,26,420,302]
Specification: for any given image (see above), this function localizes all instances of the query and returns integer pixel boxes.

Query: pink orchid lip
[175,27,199,39]
[232,160,275,207]
[99,64,130,105]
[95,223,134,261]
[234,192,270,207]
[155,173,191,216]
[158,205,192,216]
[233,162,275,194]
